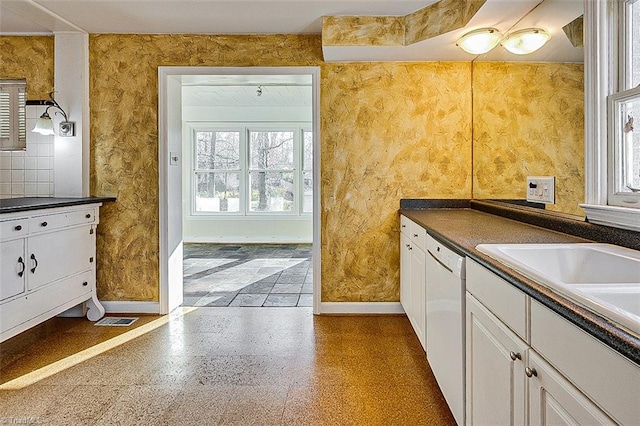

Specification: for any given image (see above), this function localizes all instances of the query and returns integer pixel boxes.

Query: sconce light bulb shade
[456,28,502,55]
[32,111,55,135]
[501,28,550,55]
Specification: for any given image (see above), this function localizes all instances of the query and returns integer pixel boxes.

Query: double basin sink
[476,243,640,336]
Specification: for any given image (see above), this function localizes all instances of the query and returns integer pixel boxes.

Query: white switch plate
[526,176,555,204]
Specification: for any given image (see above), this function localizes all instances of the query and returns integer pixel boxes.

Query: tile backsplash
[0,105,54,199]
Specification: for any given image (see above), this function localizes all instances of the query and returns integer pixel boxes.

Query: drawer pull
[82,281,88,286]
[413,233,418,238]
[30,253,38,273]
[401,224,406,228]
[17,256,25,277]
[525,367,538,378]
[14,225,22,231]
[86,214,91,219]
[509,351,522,361]
[41,221,48,227]
[89,257,94,263]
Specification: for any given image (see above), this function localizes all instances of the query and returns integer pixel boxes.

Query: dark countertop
[400,205,640,366]
[0,197,116,214]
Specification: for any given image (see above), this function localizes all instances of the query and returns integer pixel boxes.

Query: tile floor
[183,244,313,308]
[0,308,456,425]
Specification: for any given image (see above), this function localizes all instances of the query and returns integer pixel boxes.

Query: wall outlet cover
[526,176,555,204]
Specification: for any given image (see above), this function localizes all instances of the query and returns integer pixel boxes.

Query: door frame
[158,66,322,314]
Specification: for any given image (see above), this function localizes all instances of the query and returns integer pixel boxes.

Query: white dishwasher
[425,234,466,426]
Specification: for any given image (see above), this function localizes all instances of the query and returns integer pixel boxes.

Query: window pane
[303,171,313,213]
[303,131,313,171]
[618,96,640,192]
[196,131,240,170]
[195,172,240,212]
[249,131,294,170]
[631,0,640,88]
[249,172,294,212]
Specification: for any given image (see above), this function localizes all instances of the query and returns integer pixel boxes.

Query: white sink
[475,243,640,336]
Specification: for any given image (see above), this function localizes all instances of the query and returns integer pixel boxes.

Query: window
[582,0,640,231]
[608,0,640,207]
[0,79,27,151]
[192,125,312,215]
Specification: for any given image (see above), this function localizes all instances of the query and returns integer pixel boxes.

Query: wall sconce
[501,28,550,55]
[31,91,75,137]
[456,28,502,55]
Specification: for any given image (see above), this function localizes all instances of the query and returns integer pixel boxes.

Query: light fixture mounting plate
[59,121,76,137]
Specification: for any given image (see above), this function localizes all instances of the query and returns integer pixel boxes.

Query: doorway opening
[158,67,321,314]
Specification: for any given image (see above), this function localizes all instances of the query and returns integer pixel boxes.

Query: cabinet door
[0,239,26,301]
[528,351,616,425]
[400,233,411,312]
[466,293,527,426]
[410,245,426,350]
[28,226,94,290]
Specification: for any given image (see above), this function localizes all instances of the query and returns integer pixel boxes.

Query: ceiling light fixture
[456,28,502,55]
[501,28,550,55]
[31,91,75,137]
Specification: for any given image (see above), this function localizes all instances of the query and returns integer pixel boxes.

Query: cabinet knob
[86,214,91,219]
[82,281,88,286]
[14,225,22,231]
[401,224,406,228]
[41,221,48,227]
[525,367,537,378]
[413,233,418,238]
[509,351,522,361]
[89,257,94,263]
[408,246,413,250]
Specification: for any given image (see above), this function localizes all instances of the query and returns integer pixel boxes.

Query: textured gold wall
[0,36,54,100]
[321,62,472,301]
[472,62,585,217]
[89,34,322,301]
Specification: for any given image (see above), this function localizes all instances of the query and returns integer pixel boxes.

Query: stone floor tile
[263,294,300,307]
[297,294,313,307]
[229,293,268,307]
[271,283,303,294]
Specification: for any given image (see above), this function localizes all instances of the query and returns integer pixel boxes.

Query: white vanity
[0,198,110,342]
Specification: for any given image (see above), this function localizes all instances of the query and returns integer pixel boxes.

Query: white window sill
[579,204,640,232]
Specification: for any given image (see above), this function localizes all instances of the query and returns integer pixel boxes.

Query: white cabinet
[400,215,426,350]
[466,293,527,426]
[466,259,636,426]
[0,203,105,342]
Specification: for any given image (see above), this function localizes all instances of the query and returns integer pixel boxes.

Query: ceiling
[0,0,584,62]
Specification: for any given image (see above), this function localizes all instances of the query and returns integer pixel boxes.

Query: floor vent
[95,317,139,327]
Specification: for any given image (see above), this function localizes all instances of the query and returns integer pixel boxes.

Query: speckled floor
[183,244,313,307]
[0,308,456,425]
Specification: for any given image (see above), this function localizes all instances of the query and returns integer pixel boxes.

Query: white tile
[11,183,24,196]
[25,157,37,170]
[11,170,24,182]
[0,183,11,196]
[24,183,37,195]
[37,144,50,157]
[0,170,11,182]
[36,157,50,170]
[26,142,37,156]
[37,183,50,196]
[11,151,24,158]
[0,152,10,158]
[37,170,50,182]
[0,157,10,169]
[25,169,37,182]
[11,156,24,169]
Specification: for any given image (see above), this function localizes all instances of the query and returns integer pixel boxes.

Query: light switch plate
[169,151,179,166]
[526,176,555,204]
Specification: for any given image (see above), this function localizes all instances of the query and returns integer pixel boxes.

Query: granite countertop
[0,197,116,214]
[400,205,640,366]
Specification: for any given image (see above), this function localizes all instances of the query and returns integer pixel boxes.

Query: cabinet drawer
[0,218,28,241]
[409,220,427,252]
[531,300,640,426]
[400,215,412,236]
[466,259,528,341]
[29,207,96,234]
[0,271,93,334]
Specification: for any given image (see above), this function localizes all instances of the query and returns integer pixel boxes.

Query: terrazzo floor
[183,244,313,308]
[0,308,456,425]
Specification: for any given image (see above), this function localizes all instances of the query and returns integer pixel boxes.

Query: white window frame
[190,122,312,217]
[581,0,640,231]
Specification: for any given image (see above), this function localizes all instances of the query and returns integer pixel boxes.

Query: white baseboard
[101,301,161,315]
[319,302,405,315]
[184,236,312,244]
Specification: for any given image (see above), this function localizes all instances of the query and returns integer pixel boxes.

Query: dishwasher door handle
[427,249,453,273]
